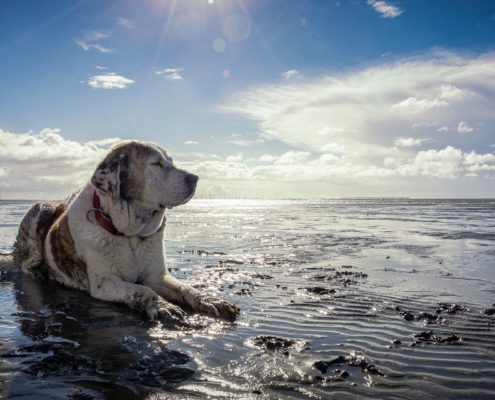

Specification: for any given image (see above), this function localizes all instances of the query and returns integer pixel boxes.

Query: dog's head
[91,140,198,235]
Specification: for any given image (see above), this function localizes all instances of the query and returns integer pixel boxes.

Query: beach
[0,198,494,399]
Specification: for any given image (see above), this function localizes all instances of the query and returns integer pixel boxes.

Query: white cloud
[319,127,331,136]
[383,156,400,168]
[0,129,121,199]
[457,121,474,133]
[75,41,110,54]
[466,164,495,174]
[283,70,300,80]
[87,72,135,89]
[221,51,495,182]
[321,143,345,155]
[438,84,463,100]
[391,96,449,113]
[75,31,111,53]
[184,140,199,145]
[274,151,310,165]
[396,85,466,114]
[156,68,184,80]
[84,31,109,41]
[394,137,424,147]
[178,146,495,186]
[463,151,495,175]
[173,151,222,161]
[2,128,494,199]
[310,153,339,165]
[117,17,135,29]
[258,154,277,163]
[212,51,495,196]
[4,51,495,199]
[396,146,463,179]
[318,126,353,136]
[367,0,404,18]
[412,121,439,129]
[463,151,495,165]
[225,153,244,162]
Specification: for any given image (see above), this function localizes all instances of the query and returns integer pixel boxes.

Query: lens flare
[223,14,251,42]
[213,38,227,53]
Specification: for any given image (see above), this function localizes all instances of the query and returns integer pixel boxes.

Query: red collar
[92,191,123,236]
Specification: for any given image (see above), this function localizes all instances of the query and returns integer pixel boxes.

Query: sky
[1,0,495,199]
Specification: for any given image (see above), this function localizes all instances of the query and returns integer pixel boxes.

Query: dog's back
[13,202,66,276]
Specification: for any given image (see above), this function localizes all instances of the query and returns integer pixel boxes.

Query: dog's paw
[196,296,240,321]
[147,299,186,324]
[158,300,187,324]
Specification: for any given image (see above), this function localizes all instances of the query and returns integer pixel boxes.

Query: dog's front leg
[144,274,240,320]
[89,274,185,322]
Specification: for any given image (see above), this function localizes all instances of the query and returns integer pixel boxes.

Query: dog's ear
[91,151,130,201]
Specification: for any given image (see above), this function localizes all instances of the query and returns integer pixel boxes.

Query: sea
[0,199,494,399]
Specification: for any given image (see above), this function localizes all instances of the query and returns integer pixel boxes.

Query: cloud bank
[214,51,495,196]
[220,52,494,166]
[2,52,495,199]
[0,129,120,199]
[1,126,494,199]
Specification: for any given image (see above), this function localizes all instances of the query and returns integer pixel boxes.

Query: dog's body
[13,141,239,322]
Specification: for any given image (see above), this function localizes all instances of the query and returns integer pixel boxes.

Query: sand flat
[1,198,494,399]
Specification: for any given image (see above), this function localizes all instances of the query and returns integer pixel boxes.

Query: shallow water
[0,199,494,399]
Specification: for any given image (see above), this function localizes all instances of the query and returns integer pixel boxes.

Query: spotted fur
[14,202,65,276]
[47,211,88,288]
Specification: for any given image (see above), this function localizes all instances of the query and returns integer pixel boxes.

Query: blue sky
[1,0,495,198]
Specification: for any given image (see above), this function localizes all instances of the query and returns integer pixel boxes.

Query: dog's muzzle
[185,173,199,190]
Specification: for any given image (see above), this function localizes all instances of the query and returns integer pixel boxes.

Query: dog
[13,140,239,322]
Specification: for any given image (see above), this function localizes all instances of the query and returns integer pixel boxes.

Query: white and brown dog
[13,140,239,322]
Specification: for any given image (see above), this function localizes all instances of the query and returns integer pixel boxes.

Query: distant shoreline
[1,197,495,202]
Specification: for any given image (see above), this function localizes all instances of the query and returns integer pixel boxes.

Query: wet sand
[1,199,495,399]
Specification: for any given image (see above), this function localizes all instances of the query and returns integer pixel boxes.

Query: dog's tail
[13,202,65,274]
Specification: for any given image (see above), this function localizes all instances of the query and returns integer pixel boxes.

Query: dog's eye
[151,161,162,167]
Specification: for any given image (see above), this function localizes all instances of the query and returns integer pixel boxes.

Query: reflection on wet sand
[0,254,196,399]
[1,199,495,399]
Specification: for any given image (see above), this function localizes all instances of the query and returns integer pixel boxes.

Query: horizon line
[1,197,495,202]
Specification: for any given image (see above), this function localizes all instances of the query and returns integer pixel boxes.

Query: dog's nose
[185,173,199,187]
